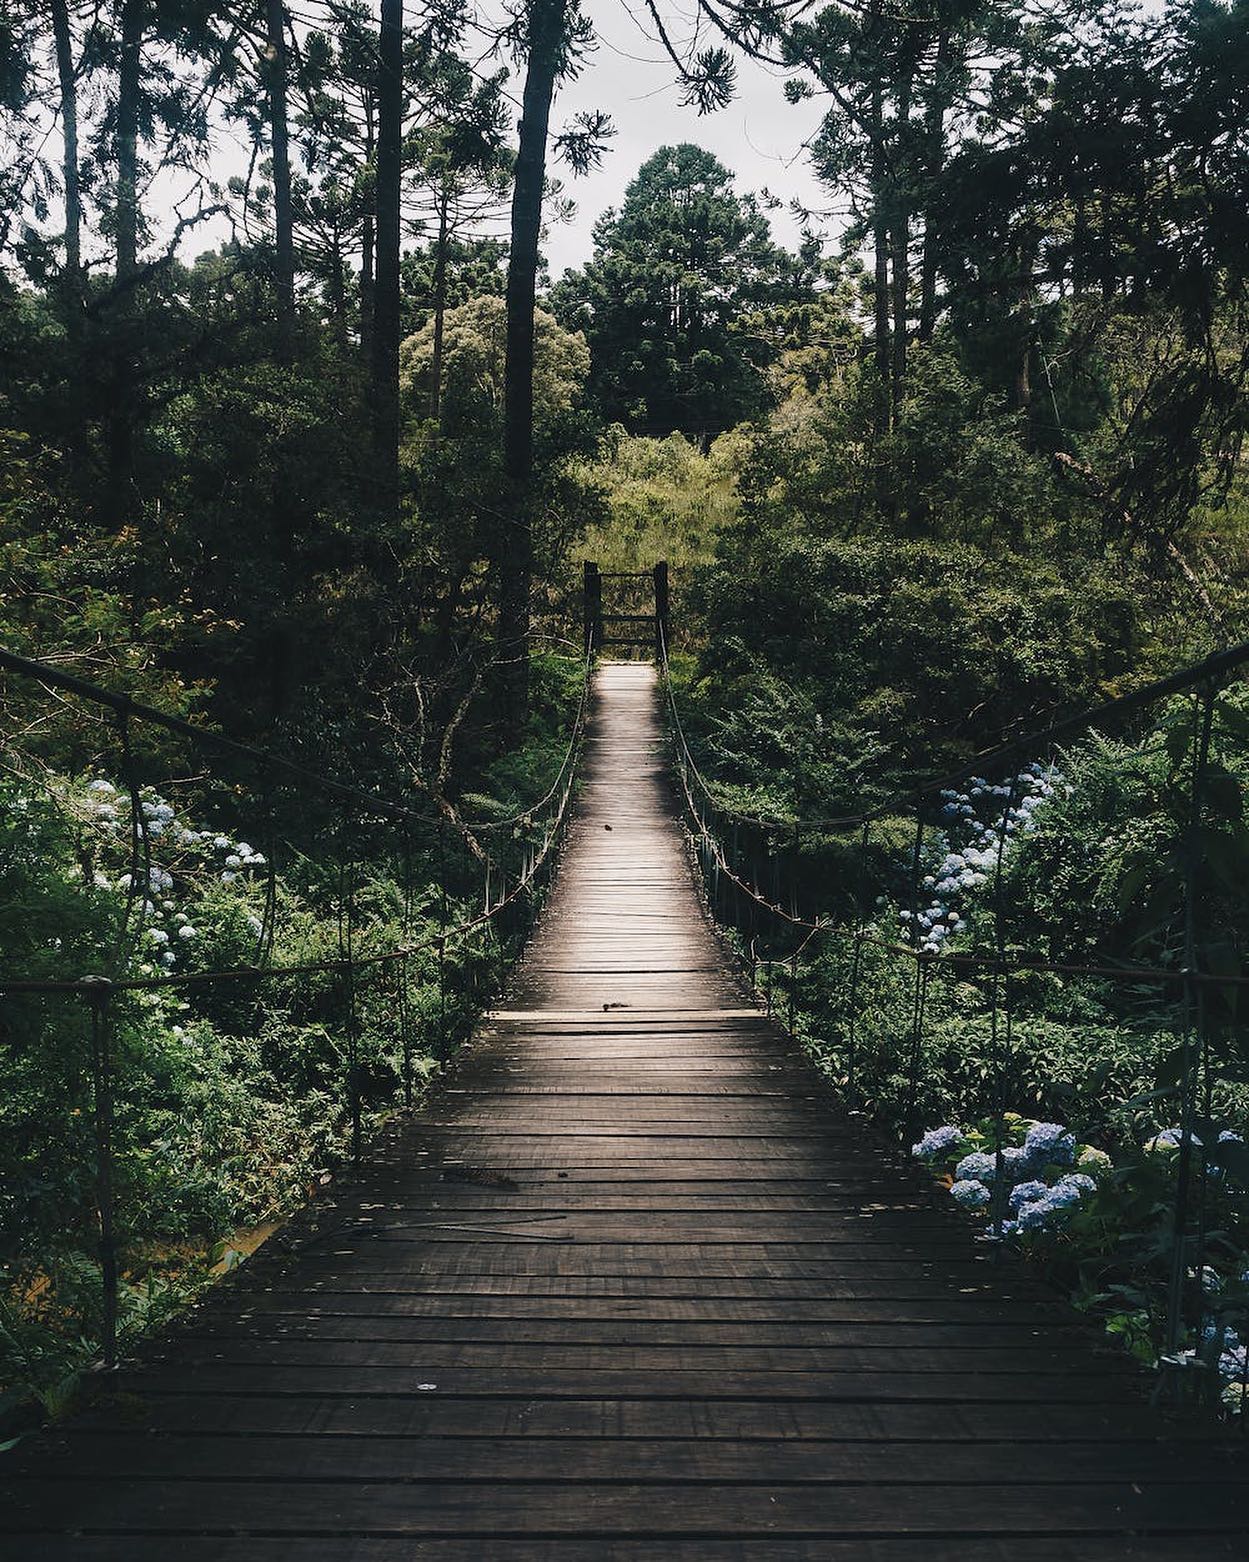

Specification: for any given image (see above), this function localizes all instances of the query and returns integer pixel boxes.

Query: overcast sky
[535,7,832,275]
[143,6,833,281]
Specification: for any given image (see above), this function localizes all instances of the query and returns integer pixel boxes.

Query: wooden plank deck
[3,661,1247,1560]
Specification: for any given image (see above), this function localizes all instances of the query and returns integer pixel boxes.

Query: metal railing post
[83,976,118,1367]
[584,560,602,655]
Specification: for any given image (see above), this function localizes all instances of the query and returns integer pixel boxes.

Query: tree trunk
[370,0,403,513]
[428,180,451,423]
[889,203,909,411]
[870,79,890,432]
[889,58,914,415]
[500,0,567,710]
[918,29,951,343]
[51,0,81,275]
[105,0,144,531]
[1014,237,1038,436]
[265,0,295,360]
[360,105,376,362]
[330,231,348,347]
[115,0,142,281]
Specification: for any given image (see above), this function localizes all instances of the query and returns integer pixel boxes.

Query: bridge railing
[0,641,592,1368]
[659,620,1249,1416]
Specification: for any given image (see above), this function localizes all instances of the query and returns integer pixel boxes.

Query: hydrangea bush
[898,765,1063,955]
[0,768,497,1420]
[913,1113,1249,1412]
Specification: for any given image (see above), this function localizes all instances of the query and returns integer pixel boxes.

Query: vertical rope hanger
[903,810,928,1139]
[337,803,362,1164]
[1165,680,1217,1367]
[114,707,152,967]
[846,817,871,1095]
[83,974,118,1367]
[255,758,279,969]
[398,822,414,1109]
[987,776,1021,1244]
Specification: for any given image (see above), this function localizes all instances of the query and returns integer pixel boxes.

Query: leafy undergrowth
[687,668,1249,1419]
[911,1115,1249,1414]
[0,656,586,1436]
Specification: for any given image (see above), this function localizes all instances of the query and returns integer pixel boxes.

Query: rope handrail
[1,633,596,1367]
[0,645,593,998]
[661,615,1249,980]
[659,595,1249,1403]
[464,659,591,831]
[658,625,1249,832]
[0,642,590,835]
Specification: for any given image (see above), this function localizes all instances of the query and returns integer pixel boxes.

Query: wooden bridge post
[653,559,669,659]
[583,560,602,654]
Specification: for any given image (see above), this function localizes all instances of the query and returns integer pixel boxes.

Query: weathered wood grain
[2,662,1245,1558]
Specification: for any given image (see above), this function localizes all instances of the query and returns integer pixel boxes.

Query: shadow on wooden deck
[3,662,1247,1560]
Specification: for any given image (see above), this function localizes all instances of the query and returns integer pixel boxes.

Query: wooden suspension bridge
[3,659,1248,1558]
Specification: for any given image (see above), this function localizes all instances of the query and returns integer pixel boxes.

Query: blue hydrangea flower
[955,1148,1030,1185]
[1043,1181,1084,1210]
[1024,1122,1076,1167]
[912,1125,963,1160]
[1017,1196,1058,1231]
[1009,1180,1049,1212]
[955,1151,997,1184]
[1054,1173,1096,1197]
[951,1179,991,1210]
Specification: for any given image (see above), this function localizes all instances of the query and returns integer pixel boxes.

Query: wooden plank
[97,1364,1136,1401]
[52,1393,1214,1443]
[3,660,1244,1554]
[18,1434,1244,1486]
[5,1478,1248,1536]
[212,1293,1078,1325]
[23,1540,1249,1562]
[190,1318,1091,1351]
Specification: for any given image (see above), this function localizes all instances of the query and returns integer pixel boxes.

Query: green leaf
[1202,940,1243,980]
[1124,1085,1179,1109]
[1154,1047,1187,1088]
[1201,767,1244,823]
[1214,699,1249,743]
[1212,1140,1249,1183]
[1164,720,1195,767]
[1115,853,1154,915]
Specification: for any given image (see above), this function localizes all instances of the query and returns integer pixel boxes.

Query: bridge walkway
[3,662,1247,1559]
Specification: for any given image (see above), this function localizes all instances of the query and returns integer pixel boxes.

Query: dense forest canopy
[0,1,1245,741]
[2,0,1249,1424]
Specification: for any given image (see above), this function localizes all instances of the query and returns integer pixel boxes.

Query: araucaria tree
[553,144,797,439]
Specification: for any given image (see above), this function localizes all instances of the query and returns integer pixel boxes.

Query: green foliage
[0,751,531,1417]
[402,295,589,439]
[552,144,806,438]
[399,296,602,614]
[574,429,743,575]
[687,532,1145,814]
[696,689,1249,1412]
